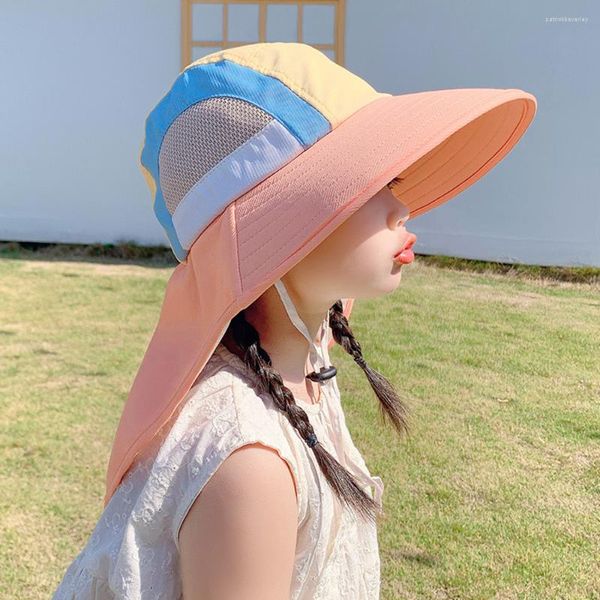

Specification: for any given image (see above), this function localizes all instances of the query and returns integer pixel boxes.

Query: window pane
[192,45,223,61]
[322,48,336,61]
[266,4,298,42]
[228,3,260,42]
[192,3,223,41]
[302,4,335,45]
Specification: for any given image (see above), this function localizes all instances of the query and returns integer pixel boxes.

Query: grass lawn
[1,249,598,599]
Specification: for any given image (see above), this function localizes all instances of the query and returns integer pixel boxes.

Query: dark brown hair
[222,297,411,526]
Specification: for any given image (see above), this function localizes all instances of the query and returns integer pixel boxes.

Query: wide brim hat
[104,42,537,505]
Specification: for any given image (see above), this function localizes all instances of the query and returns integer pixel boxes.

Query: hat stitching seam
[106,303,235,500]
[392,91,525,202]
[235,92,455,241]
[235,93,425,223]
[157,95,275,209]
[233,98,397,246]
[173,116,295,250]
[241,88,508,239]
[229,203,243,297]
[161,97,276,216]
[394,130,460,193]
[224,55,382,126]
[399,100,507,200]
[238,91,518,267]
[236,94,469,262]
[412,100,530,215]
[154,90,301,258]
[405,101,513,206]
[185,57,337,126]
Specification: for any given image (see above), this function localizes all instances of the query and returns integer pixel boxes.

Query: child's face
[287,184,417,302]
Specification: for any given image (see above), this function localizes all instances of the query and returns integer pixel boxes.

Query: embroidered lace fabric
[51,342,384,599]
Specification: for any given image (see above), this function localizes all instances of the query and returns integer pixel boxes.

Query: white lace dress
[52,342,385,599]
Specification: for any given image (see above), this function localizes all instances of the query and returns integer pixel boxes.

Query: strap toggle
[305,365,337,382]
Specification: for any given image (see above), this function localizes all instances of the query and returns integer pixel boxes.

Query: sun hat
[104,41,537,506]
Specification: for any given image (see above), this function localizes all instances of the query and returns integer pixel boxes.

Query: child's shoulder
[188,342,268,410]
[166,342,289,451]
[133,342,293,487]
[133,343,308,542]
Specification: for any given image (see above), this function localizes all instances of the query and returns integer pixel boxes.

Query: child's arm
[179,442,299,600]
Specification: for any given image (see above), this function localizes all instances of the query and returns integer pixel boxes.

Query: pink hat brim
[105,87,537,505]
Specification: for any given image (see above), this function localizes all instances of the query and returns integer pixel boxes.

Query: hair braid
[226,311,382,525]
[328,300,411,437]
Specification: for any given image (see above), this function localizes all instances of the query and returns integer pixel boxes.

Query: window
[181,0,346,69]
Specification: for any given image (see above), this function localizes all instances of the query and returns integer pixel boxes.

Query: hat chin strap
[273,279,337,383]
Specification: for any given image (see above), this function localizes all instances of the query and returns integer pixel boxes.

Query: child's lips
[393,248,414,264]
[393,235,417,264]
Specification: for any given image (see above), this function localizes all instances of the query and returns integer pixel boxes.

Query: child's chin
[377,271,403,295]
[390,261,404,277]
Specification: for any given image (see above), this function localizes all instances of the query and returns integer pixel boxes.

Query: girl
[52,41,537,599]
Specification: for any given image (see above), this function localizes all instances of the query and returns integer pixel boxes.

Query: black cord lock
[305,365,337,382]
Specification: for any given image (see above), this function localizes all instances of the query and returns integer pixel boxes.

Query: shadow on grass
[0,241,178,269]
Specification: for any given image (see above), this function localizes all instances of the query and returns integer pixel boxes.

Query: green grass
[1,247,598,599]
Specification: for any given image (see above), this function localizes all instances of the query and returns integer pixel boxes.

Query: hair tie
[354,355,367,368]
[305,433,318,448]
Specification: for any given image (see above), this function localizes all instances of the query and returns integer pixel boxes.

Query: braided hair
[328,300,411,437]
[223,298,411,526]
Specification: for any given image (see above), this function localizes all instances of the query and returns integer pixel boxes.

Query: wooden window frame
[181,0,346,69]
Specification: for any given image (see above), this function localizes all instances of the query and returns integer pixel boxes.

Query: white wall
[1,0,598,266]
[1,0,178,248]
[347,0,598,267]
